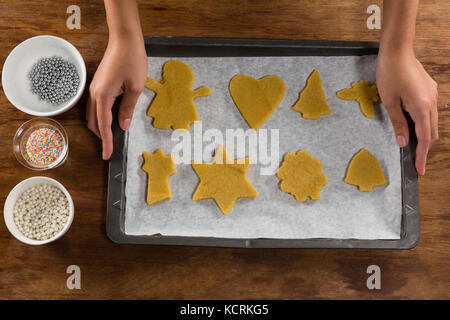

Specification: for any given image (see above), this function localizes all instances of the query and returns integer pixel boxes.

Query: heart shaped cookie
[229,74,286,129]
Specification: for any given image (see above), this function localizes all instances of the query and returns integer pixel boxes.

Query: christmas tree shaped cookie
[142,149,176,205]
[229,74,286,129]
[277,150,328,202]
[292,70,331,120]
[145,60,211,130]
[337,80,379,118]
[192,145,258,214]
[345,149,387,192]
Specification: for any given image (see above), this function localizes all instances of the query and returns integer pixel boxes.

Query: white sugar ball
[13,183,69,241]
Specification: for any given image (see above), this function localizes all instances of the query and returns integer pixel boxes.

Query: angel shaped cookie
[145,60,211,130]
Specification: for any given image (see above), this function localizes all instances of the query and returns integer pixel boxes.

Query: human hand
[87,35,147,160]
[377,49,438,175]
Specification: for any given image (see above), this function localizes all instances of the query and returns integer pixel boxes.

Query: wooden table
[0,0,448,299]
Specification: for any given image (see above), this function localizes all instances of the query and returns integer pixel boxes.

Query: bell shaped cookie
[345,149,387,192]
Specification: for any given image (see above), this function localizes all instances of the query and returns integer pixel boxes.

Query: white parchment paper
[124,56,402,239]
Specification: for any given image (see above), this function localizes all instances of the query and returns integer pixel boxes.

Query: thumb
[384,99,410,147]
[118,85,142,131]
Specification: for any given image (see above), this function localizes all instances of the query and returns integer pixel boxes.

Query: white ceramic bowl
[3,176,75,245]
[2,35,86,116]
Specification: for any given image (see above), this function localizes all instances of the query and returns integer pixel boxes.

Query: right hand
[377,49,438,175]
[86,34,147,160]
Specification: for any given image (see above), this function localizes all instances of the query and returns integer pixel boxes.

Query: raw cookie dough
[292,70,331,120]
[345,149,387,192]
[337,80,379,118]
[142,149,176,205]
[229,74,286,129]
[192,145,258,214]
[145,60,211,130]
[277,150,328,202]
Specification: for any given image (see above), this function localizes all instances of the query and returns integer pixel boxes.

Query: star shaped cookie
[191,145,258,214]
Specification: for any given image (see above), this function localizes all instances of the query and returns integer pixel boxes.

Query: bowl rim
[1,35,87,117]
[3,176,75,245]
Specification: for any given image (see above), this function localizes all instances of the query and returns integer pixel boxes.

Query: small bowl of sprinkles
[13,118,68,170]
[3,176,74,245]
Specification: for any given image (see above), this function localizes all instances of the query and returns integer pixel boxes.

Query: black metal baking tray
[106,37,419,249]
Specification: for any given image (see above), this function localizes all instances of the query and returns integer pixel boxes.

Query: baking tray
[106,37,419,249]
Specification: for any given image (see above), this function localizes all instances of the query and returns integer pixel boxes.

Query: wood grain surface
[0,0,449,299]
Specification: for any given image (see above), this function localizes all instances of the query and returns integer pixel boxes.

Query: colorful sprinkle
[25,127,64,166]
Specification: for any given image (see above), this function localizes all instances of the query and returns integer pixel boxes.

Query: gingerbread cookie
[145,60,211,130]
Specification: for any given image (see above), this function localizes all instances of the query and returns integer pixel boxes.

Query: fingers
[86,95,101,138]
[430,86,439,144]
[416,59,439,143]
[96,96,115,160]
[118,84,143,131]
[89,80,143,160]
[430,106,439,144]
[409,108,431,176]
[384,98,410,148]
